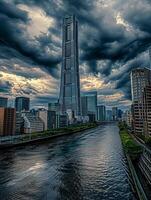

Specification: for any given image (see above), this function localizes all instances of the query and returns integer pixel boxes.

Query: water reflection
[0,123,135,200]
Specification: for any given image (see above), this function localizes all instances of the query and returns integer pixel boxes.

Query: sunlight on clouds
[18,4,55,38]
[81,73,114,91]
[116,12,132,31]
[0,70,58,98]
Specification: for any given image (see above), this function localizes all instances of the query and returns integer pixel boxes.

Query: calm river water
[0,123,135,200]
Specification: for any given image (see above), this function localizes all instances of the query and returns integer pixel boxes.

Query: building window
[65,73,71,84]
[65,58,71,69]
[66,25,71,41]
[65,85,72,97]
[65,43,71,57]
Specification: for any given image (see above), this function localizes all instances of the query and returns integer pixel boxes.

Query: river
[0,123,135,200]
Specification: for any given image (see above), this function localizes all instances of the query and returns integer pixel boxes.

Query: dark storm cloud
[0,0,151,107]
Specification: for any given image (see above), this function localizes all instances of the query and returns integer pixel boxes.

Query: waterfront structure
[37,109,48,131]
[15,97,30,112]
[22,112,44,133]
[0,108,16,136]
[81,91,97,120]
[47,111,57,129]
[143,85,151,136]
[112,107,118,121]
[0,97,8,108]
[81,96,88,116]
[131,68,151,135]
[15,112,24,134]
[139,148,151,185]
[59,15,81,117]
[106,110,112,121]
[48,102,60,114]
[122,110,132,128]
[97,105,106,121]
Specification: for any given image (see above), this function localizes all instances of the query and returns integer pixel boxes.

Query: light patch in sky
[0,71,58,98]
[18,4,55,38]
[81,73,114,91]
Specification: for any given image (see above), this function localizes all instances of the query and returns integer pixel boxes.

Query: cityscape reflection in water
[0,123,135,200]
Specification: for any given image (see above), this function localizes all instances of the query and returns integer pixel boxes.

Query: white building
[22,112,44,134]
[37,109,48,131]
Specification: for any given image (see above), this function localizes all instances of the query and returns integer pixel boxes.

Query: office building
[48,102,60,113]
[15,112,24,134]
[97,105,106,121]
[37,109,48,131]
[59,15,81,117]
[0,108,16,136]
[15,97,30,112]
[0,97,8,108]
[112,107,118,121]
[106,110,112,121]
[131,68,151,135]
[22,112,44,134]
[143,85,151,136]
[47,111,56,129]
[81,96,88,116]
[81,91,97,120]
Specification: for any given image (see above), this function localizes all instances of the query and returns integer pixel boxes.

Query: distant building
[131,68,151,135]
[22,112,44,134]
[81,96,88,116]
[112,107,118,121]
[59,114,68,128]
[47,111,56,129]
[122,110,132,128]
[97,105,106,121]
[143,85,151,136]
[15,97,30,112]
[117,109,123,120]
[37,109,48,131]
[0,108,16,136]
[59,15,81,117]
[0,97,8,108]
[48,102,60,113]
[15,112,24,134]
[106,110,112,121]
[81,91,97,120]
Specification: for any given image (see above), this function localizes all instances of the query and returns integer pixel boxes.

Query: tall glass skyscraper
[59,15,81,116]
[15,97,30,112]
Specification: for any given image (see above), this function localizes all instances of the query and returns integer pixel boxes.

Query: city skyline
[0,1,151,109]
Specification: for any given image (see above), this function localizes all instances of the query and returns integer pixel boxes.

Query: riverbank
[119,122,147,200]
[0,123,98,149]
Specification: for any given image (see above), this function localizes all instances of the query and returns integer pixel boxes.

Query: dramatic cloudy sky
[0,0,151,109]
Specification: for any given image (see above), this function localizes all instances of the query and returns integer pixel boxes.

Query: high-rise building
[112,107,118,121]
[37,109,48,131]
[59,15,81,117]
[97,105,106,121]
[106,110,112,121]
[81,96,88,116]
[22,112,44,133]
[48,102,60,113]
[0,97,8,108]
[0,108,16,136]
[15,97,30,112]
[131,68,151,135]
[143,85,151,136]
[81,91,97,120]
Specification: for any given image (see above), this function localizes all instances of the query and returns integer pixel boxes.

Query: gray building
[131,68,151,135]
[0,97,8,108]
[59,15,81,117]
[112,107,118,121]
[15,97,30,112]
[97,105,106,121]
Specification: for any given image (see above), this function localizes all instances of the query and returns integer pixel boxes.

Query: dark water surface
[0,123,135,200]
